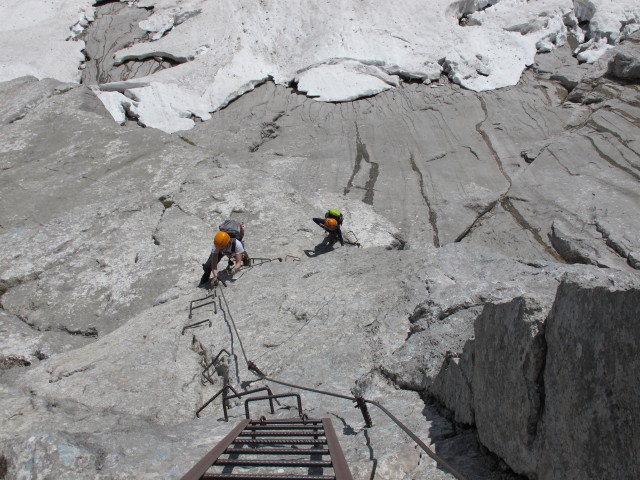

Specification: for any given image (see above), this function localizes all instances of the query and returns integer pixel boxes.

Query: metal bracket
[344,231,362,248]
[224,386,275,421]
[201,349,236,385]
[196,385,278,420]
[196,384,239,418]
[245,393,303,420]
[247,360,265,377]
[249,257,276,266]
[355,396,373,427]
[182,318,212,335]
[189,291,217,319]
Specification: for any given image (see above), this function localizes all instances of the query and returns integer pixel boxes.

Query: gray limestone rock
[549,218,624,268]
[472,297,548,476]
[430,341,475,426]
[531,44,590,91]
[0,76,75,125]
[1,9,640,479]
[427,268,640,479]
[606,31,640,82]
[537,271,640,480]
[381,242,592,417]
[80,3,162,86]
[607,52,640,81]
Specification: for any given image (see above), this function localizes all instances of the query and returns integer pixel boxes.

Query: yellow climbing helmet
[214,231,231,250]
[325,218,338,231]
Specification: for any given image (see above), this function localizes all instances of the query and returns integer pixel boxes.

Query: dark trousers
[202,251,250,276]
[202,252,224,275]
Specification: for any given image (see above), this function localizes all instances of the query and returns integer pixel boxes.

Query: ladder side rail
[322,418,353,480]
[181,419,250,480]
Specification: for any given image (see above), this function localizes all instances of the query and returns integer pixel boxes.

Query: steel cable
[217,285,250,366]
[212,283,469,480]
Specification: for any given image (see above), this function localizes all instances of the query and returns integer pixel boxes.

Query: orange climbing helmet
[325,218,338,231]
[214,231,231,250]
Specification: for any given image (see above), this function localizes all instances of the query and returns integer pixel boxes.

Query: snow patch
[295,60,398,102]
[95,90,130,125]
[125,82,212,133]
[2,0,639,131]
[0,0,95,82]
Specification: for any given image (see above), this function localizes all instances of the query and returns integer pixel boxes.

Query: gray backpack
[219,220,244,241]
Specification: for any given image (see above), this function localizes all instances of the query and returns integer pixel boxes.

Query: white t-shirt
[212,239,245,256]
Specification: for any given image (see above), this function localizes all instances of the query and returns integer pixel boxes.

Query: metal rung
[181,418,352,480]
[233,439,327,446]
[249,419,322,425]
[203,474,336,480]
[245,425,324,431]
[214,459,332,468]
[224,448,330,455]
[238,432,326,437]
[189,293,217,319]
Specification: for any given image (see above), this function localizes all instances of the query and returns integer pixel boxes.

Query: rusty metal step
[224,448,330,455]
[203,475,336,480]
[232,439,327,446]
[244,425,324,431]
[249,419,323,425]
[238,431,326,437]
[181,418,352,480]
[215,459,332,468]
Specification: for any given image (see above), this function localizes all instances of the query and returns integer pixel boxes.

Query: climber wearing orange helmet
[200,226,248,286]
[312,209,345,247]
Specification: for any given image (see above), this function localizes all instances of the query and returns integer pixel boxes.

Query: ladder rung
[203,474,335,480]
[233,439,327,445]
[249,419,323,425]
[182,418,352,480]
[214,459,332,468]
[224,448,330,455]
[239,432,326,437]
[245,425,324,431]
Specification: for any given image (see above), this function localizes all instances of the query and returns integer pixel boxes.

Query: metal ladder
[181,417,353,480]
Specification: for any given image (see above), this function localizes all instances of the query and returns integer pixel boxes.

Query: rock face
[539,272,640,479]
[472,296,548,475]
[1,7,640,480]
[428,270,640,479]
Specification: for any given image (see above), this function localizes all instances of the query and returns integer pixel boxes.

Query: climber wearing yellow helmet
[200,220,249,286]
[312,209,345,247]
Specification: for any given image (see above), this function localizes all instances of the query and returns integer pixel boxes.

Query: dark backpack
[325,209,344,225]
[219,219,245,243]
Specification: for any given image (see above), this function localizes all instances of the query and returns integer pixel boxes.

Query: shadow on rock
[425,402,524,480]
[304,238,337,258]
